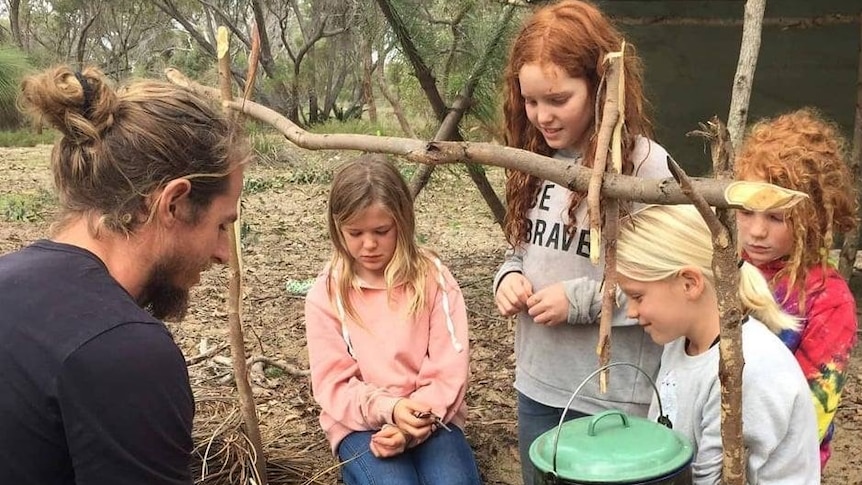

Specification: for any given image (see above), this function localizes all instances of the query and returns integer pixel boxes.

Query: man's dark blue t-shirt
[0,240,194,484]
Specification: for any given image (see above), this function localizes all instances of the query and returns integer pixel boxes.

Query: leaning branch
[679,121,747,485]
[216,27,268,485]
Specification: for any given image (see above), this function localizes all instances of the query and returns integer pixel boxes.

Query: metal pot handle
[587,410,630,436]
[550,362,670,473]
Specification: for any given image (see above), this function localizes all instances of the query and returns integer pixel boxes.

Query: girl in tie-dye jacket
[735,108,859,470]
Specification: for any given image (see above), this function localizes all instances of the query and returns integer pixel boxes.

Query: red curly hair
[735,108,859,306]
[501,0,654,247]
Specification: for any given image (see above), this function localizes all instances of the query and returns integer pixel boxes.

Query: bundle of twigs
[191,393,324,485]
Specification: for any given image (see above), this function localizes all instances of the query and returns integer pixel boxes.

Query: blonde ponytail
[738,262,798,333]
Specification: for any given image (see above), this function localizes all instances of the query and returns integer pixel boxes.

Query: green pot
[529,409,693,485]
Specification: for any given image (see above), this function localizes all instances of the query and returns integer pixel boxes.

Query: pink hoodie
[304,259,469,453]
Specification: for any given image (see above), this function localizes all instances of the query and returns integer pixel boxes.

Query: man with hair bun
[0,66,251,484]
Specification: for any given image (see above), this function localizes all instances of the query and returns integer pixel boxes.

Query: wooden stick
[726,0,766,152]
[216,25,268,485]
[673,121,747,485]
[587,50,622,265]
[186,342,230,366]
[591,46,626,391]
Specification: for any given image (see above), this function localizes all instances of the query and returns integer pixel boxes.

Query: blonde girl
[305,155,481,485]
[616,204,819,484]
[734,108,858,470]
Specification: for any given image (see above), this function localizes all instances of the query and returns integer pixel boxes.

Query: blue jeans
[518,392,588,485]
[336,426,482,485]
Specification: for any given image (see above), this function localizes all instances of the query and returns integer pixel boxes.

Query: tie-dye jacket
[751,257,858,470]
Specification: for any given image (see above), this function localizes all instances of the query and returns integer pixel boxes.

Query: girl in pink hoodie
[304,155,481,485]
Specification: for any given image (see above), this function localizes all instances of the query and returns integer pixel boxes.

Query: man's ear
[154,178,192,227]
[677,266,705,300]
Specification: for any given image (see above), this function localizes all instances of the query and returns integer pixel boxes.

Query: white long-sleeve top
[649,318,820,484]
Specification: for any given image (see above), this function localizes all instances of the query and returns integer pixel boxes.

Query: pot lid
[529,410,693,483]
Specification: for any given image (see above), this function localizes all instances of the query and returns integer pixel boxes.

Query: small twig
[666,156,724,235]
[209,354,310,378]
[248,355,311,377]
[186,342,230,366]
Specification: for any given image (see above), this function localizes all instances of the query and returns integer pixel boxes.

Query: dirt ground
[1,144,860,484]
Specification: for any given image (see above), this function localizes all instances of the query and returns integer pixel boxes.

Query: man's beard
[139,259,193,322]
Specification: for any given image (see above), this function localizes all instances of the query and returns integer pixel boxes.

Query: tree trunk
[375,66,417,138]
[726,0,766,152]
[362,38,377,123]
[374,0,448,120]
[9,0,23,49]
[323,59,350,121]
[250,0,280,81]
[400,4,516,226]
[308,90,320,124]
[75,9,100,70]
[838,14,862,281]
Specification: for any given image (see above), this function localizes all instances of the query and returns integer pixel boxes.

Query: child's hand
[495,272,533,317]
[369,425,409,458]
[392,398,435,444]
[527,282,569,326]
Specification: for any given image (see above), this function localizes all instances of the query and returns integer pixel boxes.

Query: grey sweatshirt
[649,319,820,484]
[493,136,672,416]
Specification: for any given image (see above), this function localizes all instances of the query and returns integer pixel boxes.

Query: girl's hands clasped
[496,274,569,327]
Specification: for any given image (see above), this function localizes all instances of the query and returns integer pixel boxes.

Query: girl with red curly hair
[491,1,674,482]
[735,108,859,471]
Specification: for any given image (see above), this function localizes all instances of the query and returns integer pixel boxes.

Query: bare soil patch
[1,144,859,484]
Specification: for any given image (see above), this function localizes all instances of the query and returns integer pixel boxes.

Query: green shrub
[243,176,290,194]
[0,129,57,147]
[0,190,55,222]
[311,118,400,137]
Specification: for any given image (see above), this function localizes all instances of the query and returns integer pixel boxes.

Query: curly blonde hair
[501,0,654,247]
[735,108,858,306]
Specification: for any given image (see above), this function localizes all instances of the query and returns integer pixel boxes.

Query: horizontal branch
[165,68,735,208]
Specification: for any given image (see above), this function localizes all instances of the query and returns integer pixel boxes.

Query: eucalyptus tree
[18,0,102,65]
[6,0,24,48]
[91,1,177,78]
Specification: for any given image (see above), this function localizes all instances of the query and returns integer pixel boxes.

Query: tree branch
[727,0,766,152]
[165,68,742,208]
[217,28,268,485]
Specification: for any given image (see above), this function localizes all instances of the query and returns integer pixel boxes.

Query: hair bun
[19,65,117,145]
